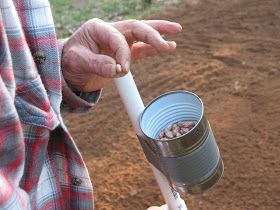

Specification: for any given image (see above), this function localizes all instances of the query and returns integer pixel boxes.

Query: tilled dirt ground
[63,0,280,209]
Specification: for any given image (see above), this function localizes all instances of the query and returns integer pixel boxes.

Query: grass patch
[50,0,181,38]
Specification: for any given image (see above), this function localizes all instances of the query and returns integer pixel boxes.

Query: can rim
[139,90,205,142]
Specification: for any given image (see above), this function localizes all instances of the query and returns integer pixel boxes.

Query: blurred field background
[50,0,181,37]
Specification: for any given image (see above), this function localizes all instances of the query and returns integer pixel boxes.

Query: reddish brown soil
[63,0,280,209]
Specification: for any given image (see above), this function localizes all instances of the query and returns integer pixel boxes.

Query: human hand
[61,19,182,92]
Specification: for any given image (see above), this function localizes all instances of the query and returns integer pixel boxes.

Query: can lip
[140,90,205,142]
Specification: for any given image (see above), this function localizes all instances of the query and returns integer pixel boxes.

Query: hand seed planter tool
[114,71,223,210]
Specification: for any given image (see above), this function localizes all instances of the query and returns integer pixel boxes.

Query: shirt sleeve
[0,12,29,206]
[57,39,102,113]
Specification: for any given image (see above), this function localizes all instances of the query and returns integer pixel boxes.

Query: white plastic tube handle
[114,71,187,210]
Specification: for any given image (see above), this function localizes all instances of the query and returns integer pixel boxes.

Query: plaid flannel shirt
[0,0,101,209]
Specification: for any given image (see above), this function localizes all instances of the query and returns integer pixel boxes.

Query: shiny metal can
[138,90,224,195]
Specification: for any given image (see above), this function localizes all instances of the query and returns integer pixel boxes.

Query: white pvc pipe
[114,72,187,210]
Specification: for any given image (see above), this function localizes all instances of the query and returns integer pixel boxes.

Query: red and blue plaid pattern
[0,0,100,209]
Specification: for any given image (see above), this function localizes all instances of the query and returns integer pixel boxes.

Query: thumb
[89,53,123,78]
[63,44,123,78]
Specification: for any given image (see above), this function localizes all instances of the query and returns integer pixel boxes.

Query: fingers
[141,20,182,35]
[85,18,131,73]
[131,41,176,61]
[112,20,181,53]
[131,20,171,52]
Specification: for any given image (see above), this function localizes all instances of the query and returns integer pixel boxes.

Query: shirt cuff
[58,38,102,113]
[61,75,102,113]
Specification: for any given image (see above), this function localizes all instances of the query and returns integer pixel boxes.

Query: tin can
[138,91,224,195]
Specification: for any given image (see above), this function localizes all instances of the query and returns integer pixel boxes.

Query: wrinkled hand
[61,18,182,92]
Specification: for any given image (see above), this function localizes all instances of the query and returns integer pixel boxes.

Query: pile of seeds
[157,121,196,140]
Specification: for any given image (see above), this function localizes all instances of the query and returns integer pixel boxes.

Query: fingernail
[124,61,130,73]
[116,64,122,73]
[176,23,183,31]
[168,41,177,49]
